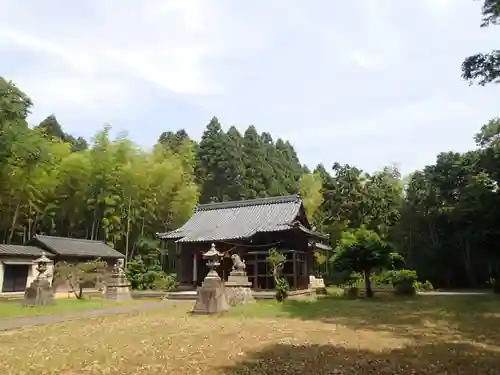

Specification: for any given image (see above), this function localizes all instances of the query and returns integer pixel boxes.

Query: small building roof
[26,235,124,259]
[0,244,53,257]
[158,195,328,243]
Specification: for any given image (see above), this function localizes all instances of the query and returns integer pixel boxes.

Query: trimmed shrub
[275,277,290,302]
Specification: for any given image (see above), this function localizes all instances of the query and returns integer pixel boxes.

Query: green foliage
[267,248,286,279]
[152,273,179,291]
[267,248,289,301]
[462,0,500,85]
[274,277,290,302]
[332,228,397,274]
[414,280,434,292]
[125,257,176,290]
[379,269,418,296]
[299,172,323,219]
[332,228,402,298]
[54,259,108,299]
[125,257,147,289]
[382,269,418,285]
[338,272,362,288]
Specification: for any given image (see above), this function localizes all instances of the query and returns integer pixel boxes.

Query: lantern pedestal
[105,259,132,301]
[23,253,54,306]
[192,243,230,315]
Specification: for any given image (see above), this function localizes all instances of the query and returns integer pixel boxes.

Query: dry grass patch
[0,295,499,374]
[0,298,148,318]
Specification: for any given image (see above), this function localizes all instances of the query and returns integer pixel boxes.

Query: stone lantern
[202,243,223,279]
[34,253,51,279]
[23,252,54,306]
[105,258,132,301]
[192,243,230,315]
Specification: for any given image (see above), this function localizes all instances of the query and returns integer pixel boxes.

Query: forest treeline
[2,0,500,289]
[2,76,500,288]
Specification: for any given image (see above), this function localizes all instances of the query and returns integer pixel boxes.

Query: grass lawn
[0,298,146,319]
[0,294,499,374]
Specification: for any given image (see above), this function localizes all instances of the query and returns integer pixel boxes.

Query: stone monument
[308,275,327,295]
[23,253,54,306]
[192,243,230,315]
[225,253,255,306]
[105,258,132,301]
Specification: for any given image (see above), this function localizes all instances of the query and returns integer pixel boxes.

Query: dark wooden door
[2,264,29,292]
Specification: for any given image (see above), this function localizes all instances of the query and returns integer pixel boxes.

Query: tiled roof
[28,235,124,258]
[0,244,52,257]
[158,195,306,243]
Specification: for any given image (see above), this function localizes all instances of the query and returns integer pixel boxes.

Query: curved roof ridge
[196,194,301,212]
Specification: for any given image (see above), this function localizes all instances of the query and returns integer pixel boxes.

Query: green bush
[423,280,434,291]
[414,280,434,292]
[382,269,418,296]
[152,273,179,291]
[125,257,177,291]
[385,269,418,285]
[275,277,290,302]
[339,272,362,288]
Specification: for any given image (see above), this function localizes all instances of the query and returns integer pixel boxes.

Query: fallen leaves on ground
[0,298,498,375]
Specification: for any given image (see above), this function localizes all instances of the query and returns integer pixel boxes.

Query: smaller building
[0,235,124,294]
[0,245,54,293]
[25,235,124,266]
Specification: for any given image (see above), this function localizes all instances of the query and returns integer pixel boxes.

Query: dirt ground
[1,295,499,375]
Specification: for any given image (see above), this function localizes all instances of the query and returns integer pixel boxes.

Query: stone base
[225,285,255,306]
[23,279,54,306]
[227,274,251,285]
[192,276,230,315]
[225,272,254,306]
[105,284,132,300]
[308,276,326,295]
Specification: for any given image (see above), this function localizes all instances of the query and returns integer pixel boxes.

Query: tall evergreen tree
[242,126,268,199]
[225,126,246,200]
[196,117,230,203]
[36,115,65,140]
[260,132,284,197]
[275,139,303,194]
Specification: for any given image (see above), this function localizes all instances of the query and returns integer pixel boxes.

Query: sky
[0,0,498,175]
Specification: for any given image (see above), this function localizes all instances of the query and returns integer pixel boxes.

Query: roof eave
[295,224,329,240]
[156,231,185,240]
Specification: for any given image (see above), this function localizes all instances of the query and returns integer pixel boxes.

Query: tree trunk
[125,195,132,268]
[364,271,373,298]
[463,238,476,287]
[8,203,20,244]
[73,284,84,300]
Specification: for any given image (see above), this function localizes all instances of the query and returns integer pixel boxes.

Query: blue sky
[0,0,498,175]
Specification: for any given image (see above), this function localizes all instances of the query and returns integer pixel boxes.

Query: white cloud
[0,0,498,175]
[0,0,230,106]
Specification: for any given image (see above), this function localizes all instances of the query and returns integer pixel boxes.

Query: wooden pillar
[253,253,258,289]
[192,251,197,285]
[293,251,297,290]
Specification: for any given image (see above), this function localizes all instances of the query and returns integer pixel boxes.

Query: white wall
[0,262,4,293]
[0,259,54,293]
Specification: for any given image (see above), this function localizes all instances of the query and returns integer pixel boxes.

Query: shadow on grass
[220,342,500,375]
[282,294,500,345]
[228,293,500,346]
